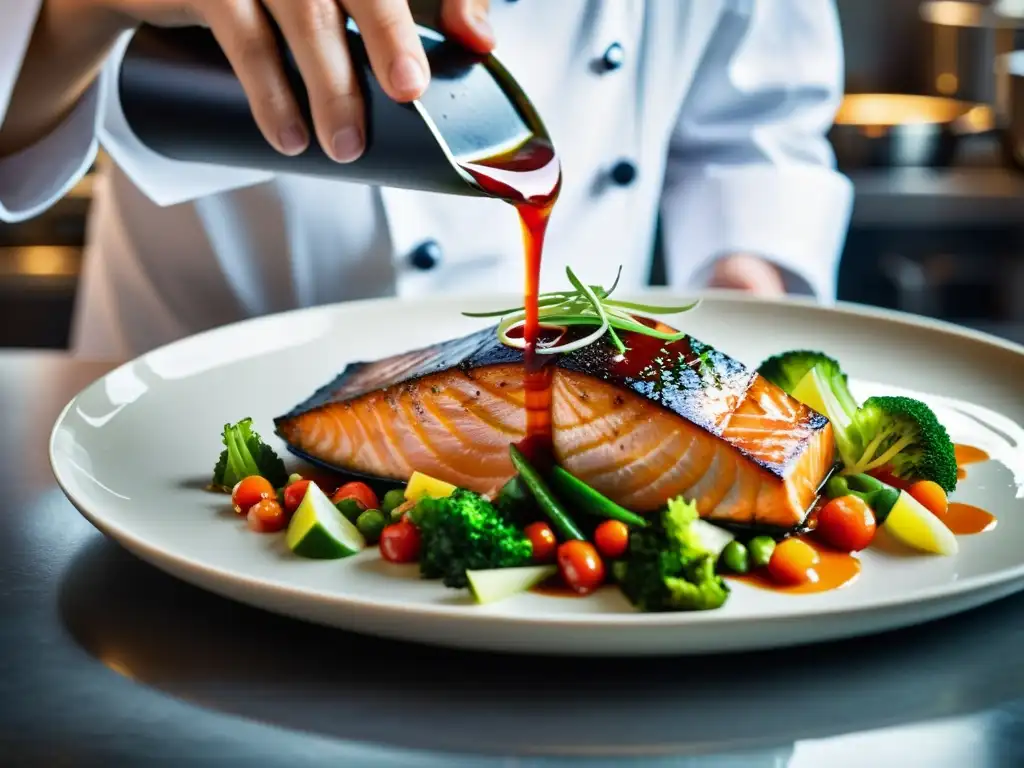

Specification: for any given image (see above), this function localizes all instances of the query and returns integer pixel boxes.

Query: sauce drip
[459,138,562,463]
[731,538,861,594]
[941,502,997,535]
[955,443,990,480]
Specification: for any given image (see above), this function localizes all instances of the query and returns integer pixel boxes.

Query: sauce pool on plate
[730,538,861,595]
[955,443,989,480]
[942,502,997,535]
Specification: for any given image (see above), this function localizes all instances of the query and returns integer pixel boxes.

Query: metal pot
[829,93,994,169]
[920,1,1016,112]
[1001,50,1024,168]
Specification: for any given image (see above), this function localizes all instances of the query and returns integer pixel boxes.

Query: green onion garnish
[462,266,700,355]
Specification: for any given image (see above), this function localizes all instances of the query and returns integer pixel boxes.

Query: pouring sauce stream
[459,138,562,464]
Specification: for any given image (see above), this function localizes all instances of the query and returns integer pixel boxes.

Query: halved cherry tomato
[593,520,630,559]
[379,521,421,563]
[868,467,909,491]
[767,537,820,586]
[524,522,557,563]
[557,540,605,595]
[332,481,379,513]
[816,495,876,552]
[908,480,948,518]
[232,475,275,516]
[282,479,312,516]
[247,498,288,533]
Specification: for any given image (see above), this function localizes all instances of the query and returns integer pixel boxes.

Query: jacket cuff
[0,78,100,223]
[660,164,854,302]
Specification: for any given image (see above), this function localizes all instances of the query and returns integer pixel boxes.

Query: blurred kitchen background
[4,0,1024,350]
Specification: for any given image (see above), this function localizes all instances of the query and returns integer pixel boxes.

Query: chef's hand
[99,0,494,161]
[707,253,786,296]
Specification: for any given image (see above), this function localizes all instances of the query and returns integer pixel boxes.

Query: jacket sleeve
[659,0,854,301]
[0,17,271,223]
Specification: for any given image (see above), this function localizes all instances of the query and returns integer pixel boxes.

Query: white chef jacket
[0,0,853,360]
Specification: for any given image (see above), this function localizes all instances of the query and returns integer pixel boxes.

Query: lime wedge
[466,565,558,604]
[791,365,853,435]
[884,491,959,556]
[791,367,831,416]
[286,482,365,559]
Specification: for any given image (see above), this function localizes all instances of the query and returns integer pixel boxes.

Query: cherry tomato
[767,537,821,586]
[379,521,421,563]
[816,495,876,552]
[524,522,557,563]
[868,467,909,491]
[557,540,605,595]
[332,481,379,513]
[232,475,274,516]
[282,479,312,516]
[908,480,948,518]
[593,520,630,559]
[246,498,288,533]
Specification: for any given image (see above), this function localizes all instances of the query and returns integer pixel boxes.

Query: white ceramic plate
[50,293,1024,656]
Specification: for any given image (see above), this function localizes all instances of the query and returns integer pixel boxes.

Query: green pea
[747,536,776,569]
[720,540,750,574]
[381,489,407,515]
[356,508,387,544]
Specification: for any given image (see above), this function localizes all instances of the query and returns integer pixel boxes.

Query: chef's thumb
[440,0,495,54]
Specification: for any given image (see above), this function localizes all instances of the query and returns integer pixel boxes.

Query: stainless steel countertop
[3,352,1024,767]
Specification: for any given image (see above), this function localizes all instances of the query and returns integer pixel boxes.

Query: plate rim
[49,292,1024,632]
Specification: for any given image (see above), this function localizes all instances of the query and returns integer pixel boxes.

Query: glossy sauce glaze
[460,138,562,464]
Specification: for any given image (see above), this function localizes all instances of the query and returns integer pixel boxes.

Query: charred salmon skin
[274,326,834,529]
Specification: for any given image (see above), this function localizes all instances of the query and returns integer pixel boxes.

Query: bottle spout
[117,21,554,198]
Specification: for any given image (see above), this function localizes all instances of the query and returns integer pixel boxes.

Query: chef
[0,0,853,360]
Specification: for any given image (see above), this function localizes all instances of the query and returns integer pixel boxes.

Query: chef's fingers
[707,254,787,296]
[194,0,310,156]
[440,0,494,54]
[341,0,429,102]
[262,0,365,162]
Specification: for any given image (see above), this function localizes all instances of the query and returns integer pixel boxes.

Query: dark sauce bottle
[117,20,555,198]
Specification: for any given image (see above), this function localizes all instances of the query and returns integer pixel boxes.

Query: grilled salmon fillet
[275,326,834,529]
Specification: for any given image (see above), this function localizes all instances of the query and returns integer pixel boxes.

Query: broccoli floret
[613,496,730,612]
[759,350,859,418]
[409,489,533,589]
[844,395,958,493]
[211,418,289,491]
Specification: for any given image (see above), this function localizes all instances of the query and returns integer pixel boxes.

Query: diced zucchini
[466,565,558,604]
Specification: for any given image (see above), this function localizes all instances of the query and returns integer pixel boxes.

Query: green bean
[747,536,776,569]
[509,446,585,541]
[547,466,648,528]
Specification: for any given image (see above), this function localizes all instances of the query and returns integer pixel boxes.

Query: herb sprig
[463,266,700,355]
